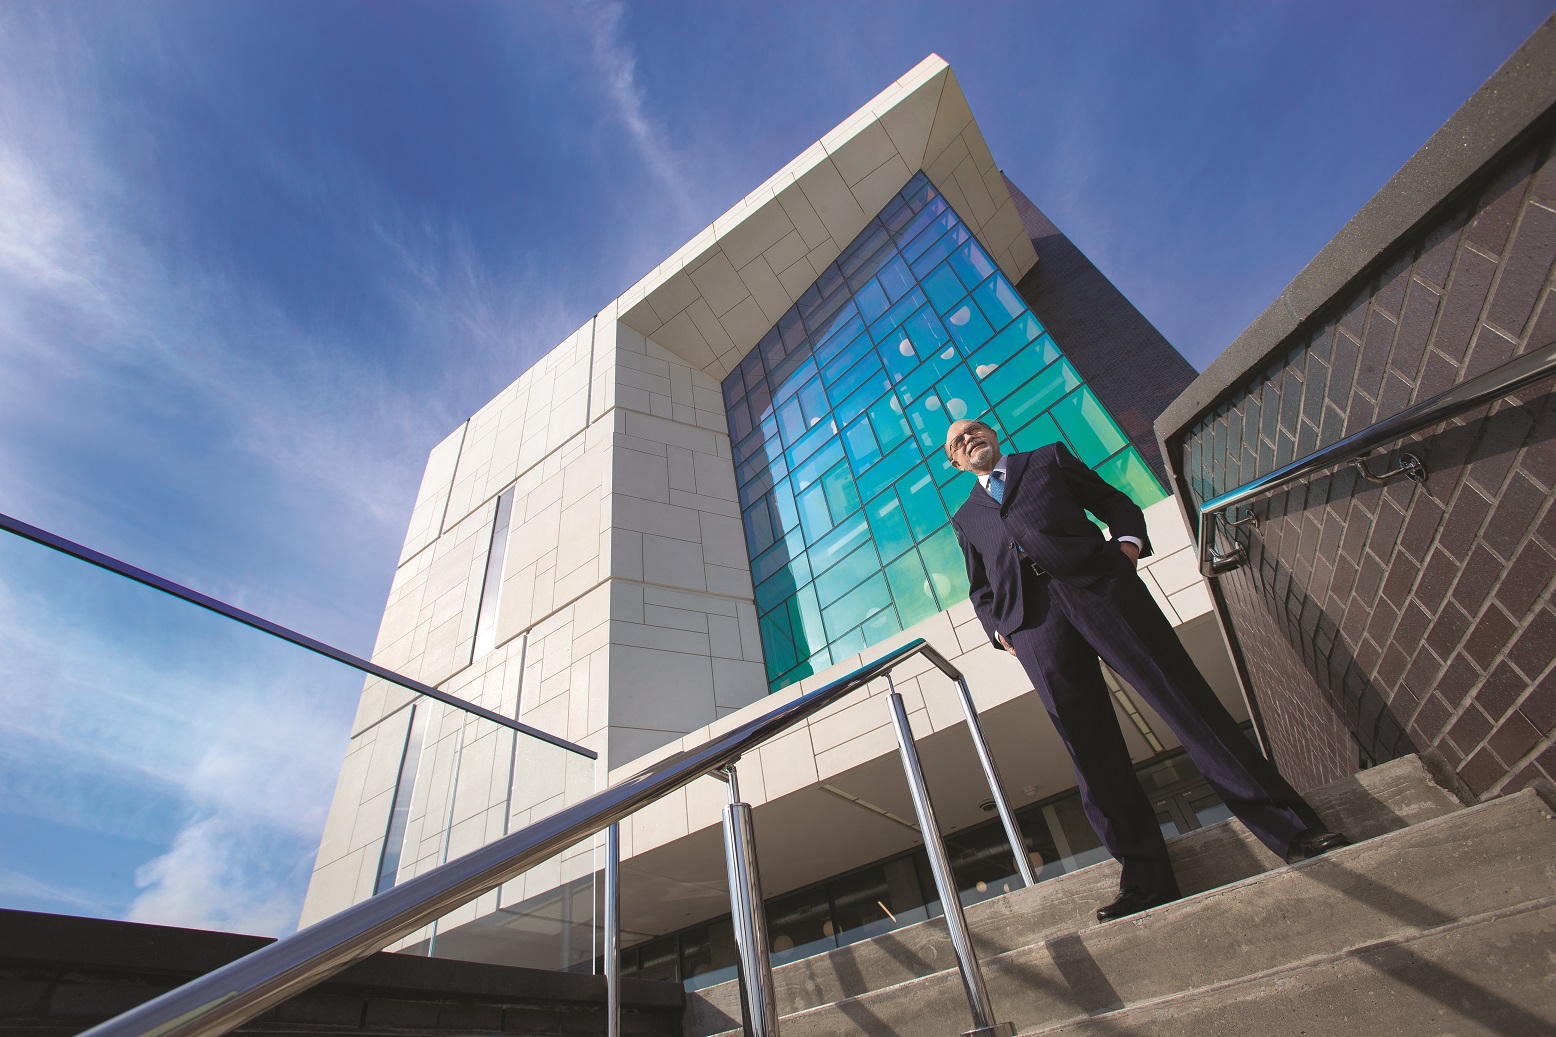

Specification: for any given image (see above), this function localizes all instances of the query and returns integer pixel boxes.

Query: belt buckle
[1024,557,1047,579]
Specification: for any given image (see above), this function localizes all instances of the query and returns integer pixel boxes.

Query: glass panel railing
[398,834,601,971]
[0,519,596,964]
[372,698,600,970]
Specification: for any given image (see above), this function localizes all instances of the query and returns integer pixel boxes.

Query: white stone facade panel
[616,58,1036,382]
[398,423,466,565]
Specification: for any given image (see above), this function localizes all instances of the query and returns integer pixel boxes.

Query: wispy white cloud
[128,814,308,935]
[581,0,695,221]
[0,550,356,933]
[0,6,597,933]
[0,867,107,913]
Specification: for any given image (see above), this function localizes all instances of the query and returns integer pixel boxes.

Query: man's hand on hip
[1118,541,1140,567]
[997,632,1016,656]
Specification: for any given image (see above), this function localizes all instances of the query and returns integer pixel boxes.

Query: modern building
[300,55,1246,981]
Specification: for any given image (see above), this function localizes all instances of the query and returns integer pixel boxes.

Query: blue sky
[0,1,1549,935]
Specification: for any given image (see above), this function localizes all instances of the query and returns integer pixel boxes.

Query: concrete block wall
[1157,18,1556,798]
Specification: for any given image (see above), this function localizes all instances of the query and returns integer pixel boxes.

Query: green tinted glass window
[724,172,1167,692]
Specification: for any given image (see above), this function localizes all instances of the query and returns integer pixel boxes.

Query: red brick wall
[1173,130,1556,799]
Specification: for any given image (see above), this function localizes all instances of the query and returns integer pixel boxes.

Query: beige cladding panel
[617,56,1036,380]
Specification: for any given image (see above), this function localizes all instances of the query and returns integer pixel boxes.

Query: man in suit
[944,419,1346,922]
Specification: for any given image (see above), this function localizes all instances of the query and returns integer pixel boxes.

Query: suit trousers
[1007,549,1321,894]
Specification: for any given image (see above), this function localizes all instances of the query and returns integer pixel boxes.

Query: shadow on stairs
[685,754,1556,1037]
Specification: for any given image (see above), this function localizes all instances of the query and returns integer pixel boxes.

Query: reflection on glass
[680,917,739,991]
[1189,792,1235,830]
[725,171,1168,692]
[766,883,836,966]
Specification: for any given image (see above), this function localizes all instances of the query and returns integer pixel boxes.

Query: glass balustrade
[0,520,597,973]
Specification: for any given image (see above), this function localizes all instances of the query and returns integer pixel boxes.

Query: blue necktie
[988,470,1005,505]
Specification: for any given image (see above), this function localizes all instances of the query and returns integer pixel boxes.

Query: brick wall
[1160,28,1556,800]
[1004,175,1197,485]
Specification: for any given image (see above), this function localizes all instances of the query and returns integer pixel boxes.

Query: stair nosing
[698,788,1554,1037]
[1014,893,1556,1036]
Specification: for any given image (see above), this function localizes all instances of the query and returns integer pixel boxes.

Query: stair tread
[698,787,1555,1037]
[1017,895,1556,1036]
[685,754,1465,1036]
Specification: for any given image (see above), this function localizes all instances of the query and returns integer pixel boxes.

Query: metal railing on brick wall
[1193,338,1556,577]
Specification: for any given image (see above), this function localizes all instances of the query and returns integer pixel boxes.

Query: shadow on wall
[1231,471,1418,775]
[1221,387,1556,782]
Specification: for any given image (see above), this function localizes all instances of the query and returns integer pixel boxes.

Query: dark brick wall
[1003,174,1199,485]
[1169,123,1556,799]
[0,909,681,1037]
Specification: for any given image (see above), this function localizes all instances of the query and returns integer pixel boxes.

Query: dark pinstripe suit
[951,442,1320,894]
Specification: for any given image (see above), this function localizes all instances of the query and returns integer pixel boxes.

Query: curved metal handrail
[0,510,594,757]
[1195,337,1556,576]
[79,637,966,1037]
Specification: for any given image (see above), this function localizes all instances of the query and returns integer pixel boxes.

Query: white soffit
[615,55,1039,380]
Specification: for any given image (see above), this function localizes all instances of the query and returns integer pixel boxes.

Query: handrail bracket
[1350,451,1427,485]
[1191,337,1555,579]
[1204,542,1248,577]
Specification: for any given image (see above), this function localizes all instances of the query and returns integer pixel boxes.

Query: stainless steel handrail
[0,510,594,757]
[1194,337,1556,576]
[80,636,1003,1037]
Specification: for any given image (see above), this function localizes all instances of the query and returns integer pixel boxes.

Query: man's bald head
[945,419,1002,474]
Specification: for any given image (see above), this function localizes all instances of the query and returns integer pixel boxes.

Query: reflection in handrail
[79,637,967,1037]
[0,510,595,758]
[1193,337,1556,576]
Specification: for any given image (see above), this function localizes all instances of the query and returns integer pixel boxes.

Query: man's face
[945,420,1001,473]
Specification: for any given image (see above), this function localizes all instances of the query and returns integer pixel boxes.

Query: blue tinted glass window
[723,172,1167,692]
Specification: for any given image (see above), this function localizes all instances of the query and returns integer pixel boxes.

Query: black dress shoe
[1285,828,1350,864]
[1096,886,1178,923]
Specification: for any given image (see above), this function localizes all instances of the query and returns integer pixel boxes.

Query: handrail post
[603,824,621,1037]
[952,677,1037,888]
[74,637,948,1037]
[721,765,779,1037]
[885,678,1015,1037]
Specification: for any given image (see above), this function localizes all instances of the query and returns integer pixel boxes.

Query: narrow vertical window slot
[374,704,429,894]
[472,487,516,659]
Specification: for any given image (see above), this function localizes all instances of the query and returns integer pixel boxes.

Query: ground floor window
[615,740,1243,989]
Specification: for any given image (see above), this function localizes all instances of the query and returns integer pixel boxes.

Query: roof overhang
[613,56,1040,379]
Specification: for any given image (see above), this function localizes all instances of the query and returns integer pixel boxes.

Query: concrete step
[685,753,1464,1036]
[1019,896,1556,1036]
[753,788,1555,1037]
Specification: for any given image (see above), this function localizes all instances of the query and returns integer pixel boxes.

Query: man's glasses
[946,423,993,457]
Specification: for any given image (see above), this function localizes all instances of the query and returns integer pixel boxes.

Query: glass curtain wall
[724,171,1167,693]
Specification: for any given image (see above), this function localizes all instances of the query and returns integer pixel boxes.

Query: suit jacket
[951,442,1151,648]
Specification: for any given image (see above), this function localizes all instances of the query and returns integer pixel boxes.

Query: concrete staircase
[684,755,1556,1036]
